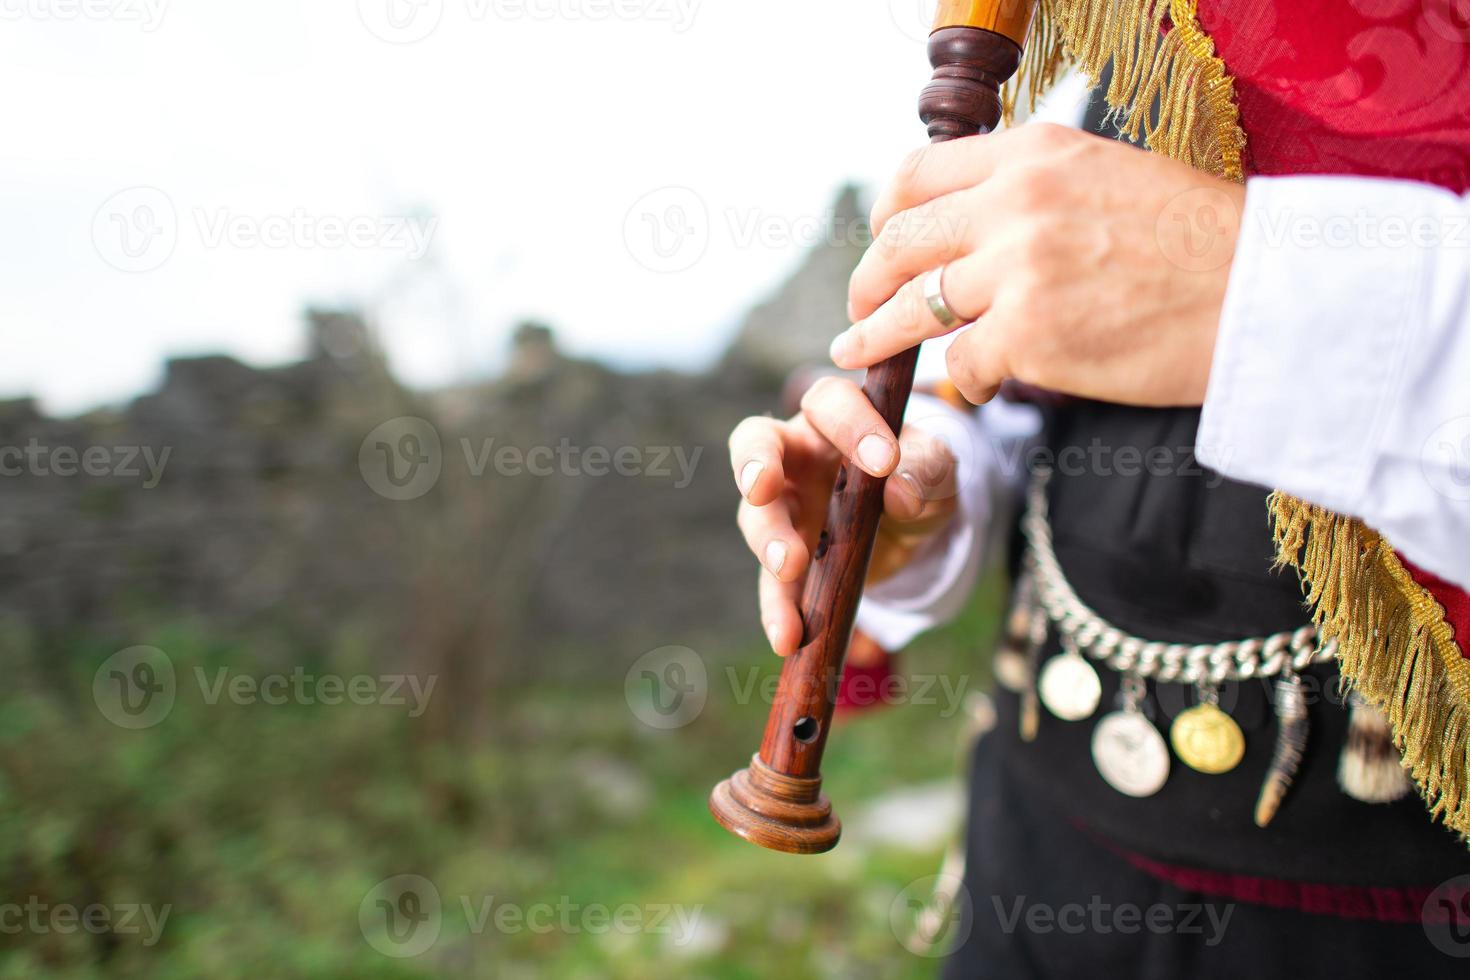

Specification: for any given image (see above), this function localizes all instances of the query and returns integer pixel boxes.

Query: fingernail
[765,621,782,651]
[895,471,924,517]
[829,331,850,364]
[764,540,788,576]
[857,434,895,474]
[739,459,764,498]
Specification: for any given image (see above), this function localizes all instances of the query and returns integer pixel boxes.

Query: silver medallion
[1092,710,1170,798]
[1037,647,1101,721]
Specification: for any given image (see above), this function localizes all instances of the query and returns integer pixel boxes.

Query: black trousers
[940,711,1469,979]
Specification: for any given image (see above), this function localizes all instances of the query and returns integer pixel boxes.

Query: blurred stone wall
[0,188,866,683]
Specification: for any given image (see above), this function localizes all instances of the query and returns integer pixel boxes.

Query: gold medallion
[1170,703,1246,774]
[1037,649,1101,721]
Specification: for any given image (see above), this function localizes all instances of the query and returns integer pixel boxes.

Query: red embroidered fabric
[1200,0,1470,192]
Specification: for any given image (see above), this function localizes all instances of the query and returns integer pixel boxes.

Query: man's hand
[831,124,1244,406]
[729,376,958,656]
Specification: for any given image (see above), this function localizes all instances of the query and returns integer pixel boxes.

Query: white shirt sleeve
[854,378,1040,650]
[1197,174,1470,591]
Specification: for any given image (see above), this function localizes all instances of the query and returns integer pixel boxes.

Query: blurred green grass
[0,578,1002,979]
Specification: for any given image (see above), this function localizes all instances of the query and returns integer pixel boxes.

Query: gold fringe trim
[1006,0,1245,181]
[1270,493,1470,840]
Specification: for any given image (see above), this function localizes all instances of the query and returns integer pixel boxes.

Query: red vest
[1203,0,1470,192]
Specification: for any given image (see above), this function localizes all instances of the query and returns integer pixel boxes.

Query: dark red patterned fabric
[1199,0,1470,192]
[1198,0,1470,650]
[834,636,896,715]
[833,655,894,714]
[1097,828,1470,923]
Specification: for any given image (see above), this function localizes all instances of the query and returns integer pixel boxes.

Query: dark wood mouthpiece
[920,26,1022,142]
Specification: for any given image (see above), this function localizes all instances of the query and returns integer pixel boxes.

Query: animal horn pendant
[1254,672,1309,827]
[708,0,1038,854]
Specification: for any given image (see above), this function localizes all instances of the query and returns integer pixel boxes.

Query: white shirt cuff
[1199,174,1470,588]
[855,390,1039,649]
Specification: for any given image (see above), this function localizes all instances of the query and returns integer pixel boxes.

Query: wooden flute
[708,0,1040,854]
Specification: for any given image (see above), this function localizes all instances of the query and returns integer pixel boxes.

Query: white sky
[0,0,960,415]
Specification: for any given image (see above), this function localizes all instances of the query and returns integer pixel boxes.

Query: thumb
[883,426,959,531]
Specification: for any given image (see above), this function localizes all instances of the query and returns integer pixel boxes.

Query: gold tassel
[1339,691,1413,804]
[1004,0,1246,182]
[1269,493,1470,840]
[1002,0,1067,121]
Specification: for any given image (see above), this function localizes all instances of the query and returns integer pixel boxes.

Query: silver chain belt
[1022,467,1335,684]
